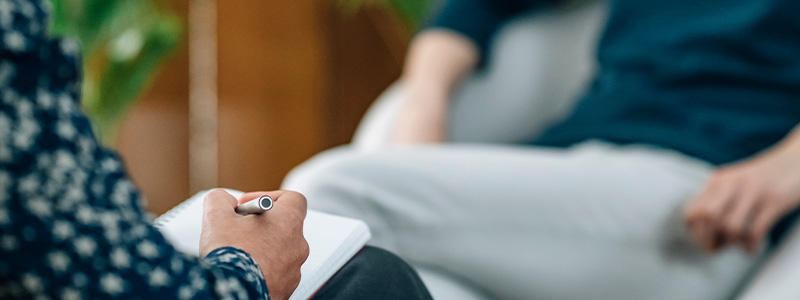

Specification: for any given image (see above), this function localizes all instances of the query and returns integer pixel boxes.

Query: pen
[235,195,274,215]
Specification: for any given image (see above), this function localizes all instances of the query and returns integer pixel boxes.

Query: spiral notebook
[154,189,371,300]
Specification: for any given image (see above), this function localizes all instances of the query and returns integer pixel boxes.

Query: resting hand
[684,144,800,254]
[200,189,310,300]
[390,30,478,145]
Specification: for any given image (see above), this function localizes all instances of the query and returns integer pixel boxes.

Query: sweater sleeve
[0,1,268,299]
[427,0,556,63]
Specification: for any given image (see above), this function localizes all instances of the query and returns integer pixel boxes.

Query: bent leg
[312,246,433,300]
[284,141,758,300]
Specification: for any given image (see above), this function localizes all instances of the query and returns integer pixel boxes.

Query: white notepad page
[154,189,371,300]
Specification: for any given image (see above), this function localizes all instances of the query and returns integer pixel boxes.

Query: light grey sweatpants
[282,141,758,300]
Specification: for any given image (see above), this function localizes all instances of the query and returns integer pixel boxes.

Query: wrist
[401,76,450,96]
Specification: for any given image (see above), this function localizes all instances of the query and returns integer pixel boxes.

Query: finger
[693,219,724,253]
[701,181,738,222]
[685,185,711,223]
[238,190,291,205]
[203,189,239,216]
[684,187,710,225]
[239,190,308,219]
[691,182,738,252]
[685,187,715,250]
[238,191,272,205]
[740,202,764,253]
[685,179,734,225]
[704,183,739,253]
[708,229,726,253]
[271,190,308,219]
[722,186,760,247]
[746,204,784,254]
[687,219,708,250]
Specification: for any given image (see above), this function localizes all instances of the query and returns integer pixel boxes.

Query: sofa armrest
[352,0,608,149]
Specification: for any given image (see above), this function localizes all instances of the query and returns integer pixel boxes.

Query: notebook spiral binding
[153,195,202,228]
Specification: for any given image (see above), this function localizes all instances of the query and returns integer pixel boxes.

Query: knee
[281,147,380,213]
[330,246,432,299]
[347,246,417,276]
[283,148,417,253]
[283,148,360,197]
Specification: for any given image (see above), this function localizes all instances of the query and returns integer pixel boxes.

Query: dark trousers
[312,246,433,300]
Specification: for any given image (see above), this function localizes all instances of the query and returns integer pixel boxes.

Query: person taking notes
[0,1,433,299]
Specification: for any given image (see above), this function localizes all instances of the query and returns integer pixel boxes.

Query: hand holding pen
[200,189,310,300]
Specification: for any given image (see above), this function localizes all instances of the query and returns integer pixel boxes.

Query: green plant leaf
[384,0,434,28]
[50,0,183,145]
[336,0,435,29]
[90,17,181,142]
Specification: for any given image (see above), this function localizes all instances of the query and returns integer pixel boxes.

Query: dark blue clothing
[431,0,800,165]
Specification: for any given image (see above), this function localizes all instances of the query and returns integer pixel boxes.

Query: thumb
[203,189,238,218]
[200,189,238,257]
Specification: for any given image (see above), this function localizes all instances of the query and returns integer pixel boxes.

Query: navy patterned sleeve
[0,0,269,299]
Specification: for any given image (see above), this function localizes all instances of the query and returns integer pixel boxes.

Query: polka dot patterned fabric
[0,0,269,298]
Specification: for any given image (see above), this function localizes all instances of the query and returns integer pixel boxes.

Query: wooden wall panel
[115,0,409,215]
[216,0,329,192]
[323,7,407,147]
[117,90,190,215]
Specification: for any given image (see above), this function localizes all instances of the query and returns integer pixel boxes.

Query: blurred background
[52,0,435,215]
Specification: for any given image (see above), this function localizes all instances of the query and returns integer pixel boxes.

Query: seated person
[0,1,432,299]
[283,0,800,299]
